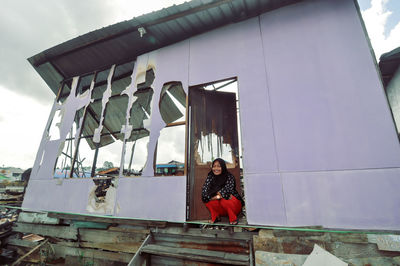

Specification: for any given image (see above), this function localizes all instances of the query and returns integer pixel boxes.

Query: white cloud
[361,0,400,59]
[0,86,51,169]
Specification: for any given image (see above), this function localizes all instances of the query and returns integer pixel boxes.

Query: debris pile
[0,181,26,206]
[1,211,160,265]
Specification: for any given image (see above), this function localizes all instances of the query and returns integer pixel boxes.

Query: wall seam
[257,15,287,225]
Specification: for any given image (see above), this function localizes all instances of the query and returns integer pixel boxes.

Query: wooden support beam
[8,239,134,263]
[47,212,167,227]
[11,239,48,266]
[79,228,147,243]
[13,223,78,240]
[17,212,59,225]
[141,244,249,265]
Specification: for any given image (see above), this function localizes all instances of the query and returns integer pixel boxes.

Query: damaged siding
[23,0,400,229]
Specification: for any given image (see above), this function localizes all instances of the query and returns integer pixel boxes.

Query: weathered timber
[11,239,49,266]
[329,232,368,244]
[273,227,325,237]
[13,222,78,240]
[70,220,110,229]
[154,227,256,241]
[149,255,222,266]
[141,244,249,265]
[17,212,59,225]
[281,236,327,254]
[47,212,167,227]
[50,243,133,263]
[79,228,148,243]
[153,233,249,253]
[8,240,133,264]
[255,250,307,266]
[65,255,126,266]
[345,256,397,265]
[80,241,142,253]
[369,234,400,252]
[108,226,150,234]
[253,231,281,253]
[7,238,39,248]
[128,234,153,266]
[327,242,400,260]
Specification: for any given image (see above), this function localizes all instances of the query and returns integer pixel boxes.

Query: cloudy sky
[0,0,399,169]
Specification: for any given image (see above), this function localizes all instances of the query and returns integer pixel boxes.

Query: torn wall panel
[31,77,92,180]
[93,65,116,144]
[141,41,190,177]
[25,0,400,229]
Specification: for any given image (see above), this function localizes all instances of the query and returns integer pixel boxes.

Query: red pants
[205,196,242,223]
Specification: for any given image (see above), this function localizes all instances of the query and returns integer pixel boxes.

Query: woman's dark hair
[211,158,228,176]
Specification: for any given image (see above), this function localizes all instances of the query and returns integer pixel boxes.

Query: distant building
[156,161,184,176]
[0,167,24,180]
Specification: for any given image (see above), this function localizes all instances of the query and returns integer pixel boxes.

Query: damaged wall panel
[24,0,400,228]
[141,41,190,177]
[31,77,93,181]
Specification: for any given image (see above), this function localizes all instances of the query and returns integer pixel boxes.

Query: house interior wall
[23,0,400,229]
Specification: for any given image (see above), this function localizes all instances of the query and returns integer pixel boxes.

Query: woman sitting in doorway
[201,158,243,225]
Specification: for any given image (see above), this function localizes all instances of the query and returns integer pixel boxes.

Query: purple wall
[23,0,400,229]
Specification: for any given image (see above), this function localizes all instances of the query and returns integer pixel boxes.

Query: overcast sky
[0,0,399,169]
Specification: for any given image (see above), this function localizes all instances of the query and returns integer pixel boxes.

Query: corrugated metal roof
[28,0,303,95]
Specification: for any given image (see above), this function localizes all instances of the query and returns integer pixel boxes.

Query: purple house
[24,0,400,230]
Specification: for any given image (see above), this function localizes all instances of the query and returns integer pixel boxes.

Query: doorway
[187,78,242,221]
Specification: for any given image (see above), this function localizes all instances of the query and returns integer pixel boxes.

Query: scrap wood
[22,234,45,242]
[11,238,49,266]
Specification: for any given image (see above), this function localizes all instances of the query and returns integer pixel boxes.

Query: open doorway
[187,78,244,221]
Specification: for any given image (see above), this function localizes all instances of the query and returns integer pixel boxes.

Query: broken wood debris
[2,211,156,264]
[2,211,400,265]
[0,181,26,206]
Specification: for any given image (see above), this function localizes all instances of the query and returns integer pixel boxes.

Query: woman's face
[212,160,222,176]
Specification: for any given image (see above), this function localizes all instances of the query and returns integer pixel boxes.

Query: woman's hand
[211,195,219,200]
[211,192,222,201]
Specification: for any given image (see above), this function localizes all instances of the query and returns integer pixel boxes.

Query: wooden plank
[80,242,142,253]
[128,234,153,266]
[108,226,150,234]
[51,243,133,263]
[7,239,136,264]
[153,227,256,241]
[153,234,249,254]
[70,220,110,229]
[11,239,49,266]
[79,228,147,243]
[7,238,39,248]
[141,244,249,265]
[47,212,167,227]
[154,232,249,247]
[18,212,59,225]
[65,255,129,266]
[13,222,78,240]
